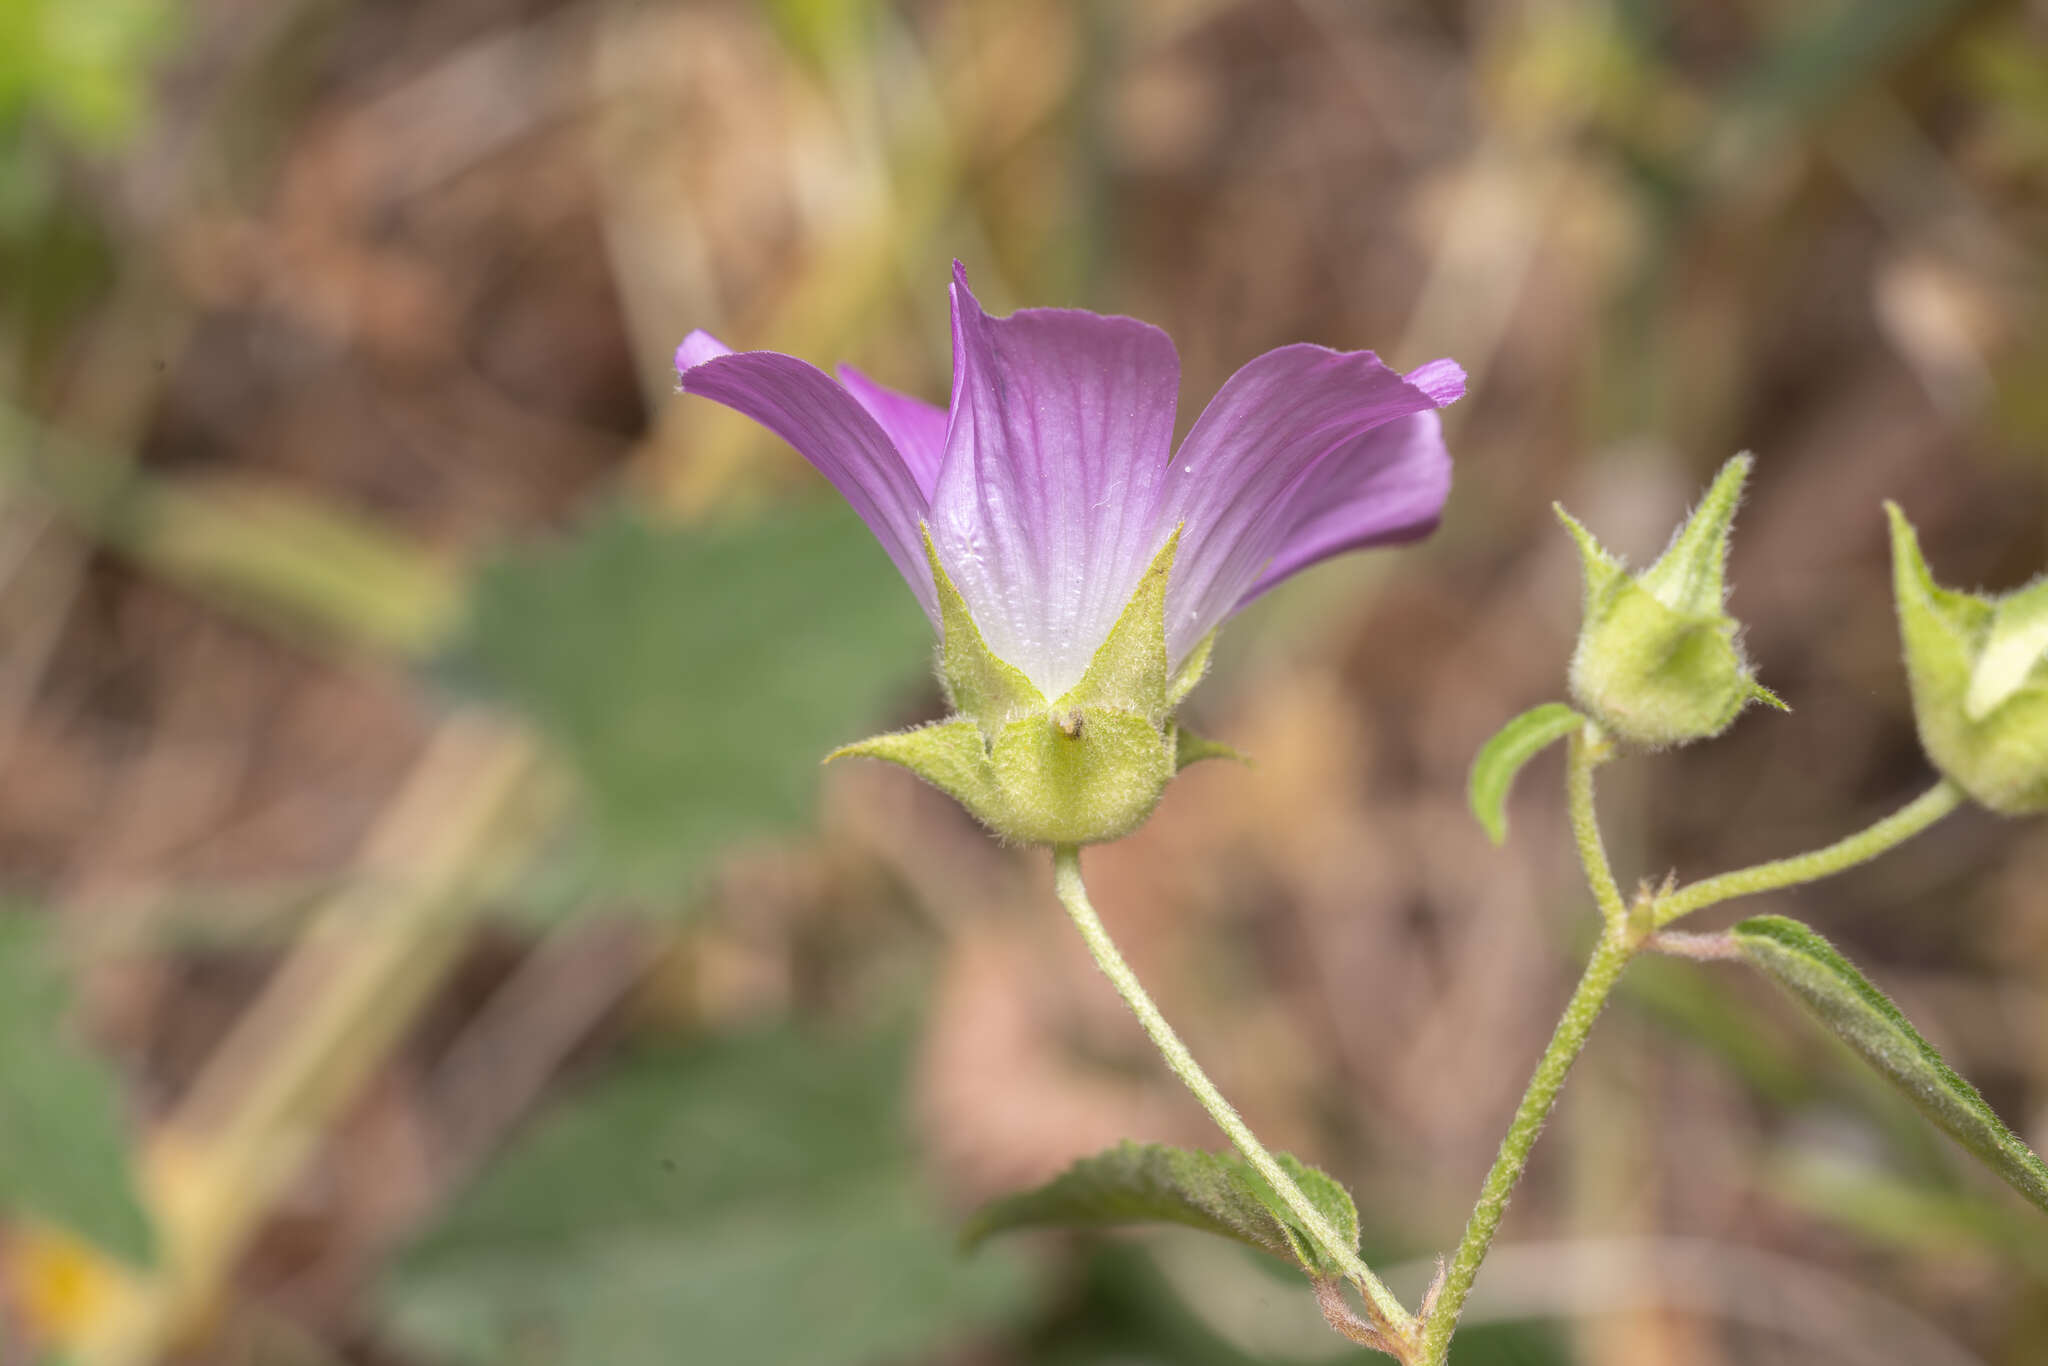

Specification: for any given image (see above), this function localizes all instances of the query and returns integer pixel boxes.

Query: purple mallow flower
[675,263,1463,702]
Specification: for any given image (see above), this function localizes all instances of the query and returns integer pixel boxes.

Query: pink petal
[674,330,734,374]
[1159,347,1461,662]
[926,263,1181,697]
[678,349,935,621]
[836,365,948,501]
[1241,408,1452,600]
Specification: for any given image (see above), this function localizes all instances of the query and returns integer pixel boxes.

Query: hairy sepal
[837,533,1211,844]
[1888,503,2048,814]
[1559,455,1783,749]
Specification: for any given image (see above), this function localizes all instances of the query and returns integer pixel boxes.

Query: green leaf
[386,1026,1029,1366]
[1467,703,1583,845]
[961,1141,1360,1276]
[1733,914,2048,1213]
[442,500,932,894]
[0,912,154,1265]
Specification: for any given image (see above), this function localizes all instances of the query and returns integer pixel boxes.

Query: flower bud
[1558,454,1785,748]
[831,531,1230,845]
[1887,502,2048,814]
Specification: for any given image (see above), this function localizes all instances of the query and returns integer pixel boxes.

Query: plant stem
[1652,778,1964,927]
[1051,846,1417,1349]
[1418,730,1635,1363]
[1417,928,1634,1363]
[1565,724,1626,931]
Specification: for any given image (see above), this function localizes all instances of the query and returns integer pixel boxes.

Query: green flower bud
[830,531,1232,845]
[1886,502,2048,814]
[1558,454,1785,748]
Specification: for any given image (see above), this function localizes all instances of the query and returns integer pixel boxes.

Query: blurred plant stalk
[0,404,461,659]
[63,715,546,1366]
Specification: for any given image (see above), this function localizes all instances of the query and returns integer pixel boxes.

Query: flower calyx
[1558,454,1786,749]
[1887,502,2048,814]
[830,530,1232,845]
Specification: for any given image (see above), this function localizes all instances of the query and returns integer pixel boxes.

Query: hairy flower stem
[1051,846,1418,1351]
[1419,731,1634,1362]
[1651,778,1965,927]
[1565,725,1626,931]
[1422,747,1963,1362]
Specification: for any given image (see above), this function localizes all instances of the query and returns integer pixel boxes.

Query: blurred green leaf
[1734,914,2048,1213]
[386,1026,1028,1366]
[1768,1149,2048,1283]
[0,913,154,1266]
[1467,704,1582,844]
[445,501,931,895]
[962,1141,1360,1277]
[0,0,173,145]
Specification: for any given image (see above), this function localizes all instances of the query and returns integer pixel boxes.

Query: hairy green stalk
[1419,726,1635,1361]
[1423,746,1962,1361]
[1051,846,1418,1348]
[1652,778,1965,926]
[1565,725,1626,931]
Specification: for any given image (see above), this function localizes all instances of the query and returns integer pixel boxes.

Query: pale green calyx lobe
[1559,454,1785,749]
[1887,502,2048,814]
[830,529,1234,845]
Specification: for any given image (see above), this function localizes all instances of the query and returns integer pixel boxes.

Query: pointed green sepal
[1168,630,1217,709]
[1638,453,1750,616]
[1057,531,1177,723]
[1559,455,1777,749]
[1887,502,2048,813]
[1967,577,2048,722]
[827,719,1000,813]
[842,531,1242,843]
[1172,724,1244,772]
[832,712,1176,847]
[1555,504,1626,606]
[926,528,1045,738]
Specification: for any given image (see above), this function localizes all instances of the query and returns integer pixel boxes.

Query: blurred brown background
[3,1,2047,1363]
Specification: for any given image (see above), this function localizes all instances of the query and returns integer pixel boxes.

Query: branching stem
[1652,778,1964,926]
[1418,727,1633,1362]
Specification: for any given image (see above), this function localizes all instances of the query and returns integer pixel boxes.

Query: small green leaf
[1467,703,1583,844]
[961,1141,1359,1276]
[1733,914,2048,1213]
[0,913,155,1265]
